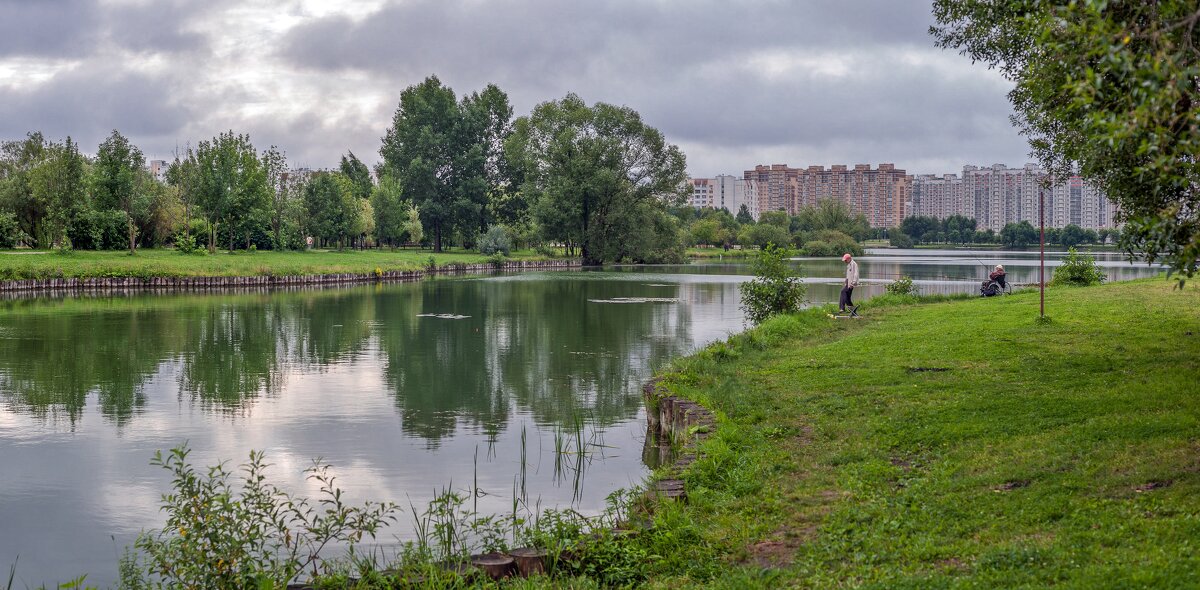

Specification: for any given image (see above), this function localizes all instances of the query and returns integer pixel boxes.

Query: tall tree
[506,93,688,264]
[194,132,268,252]
[261,146,292,250]
[30,137,87,248]
[339,151,373,201]
[932,1,1200,282]
[93,130,147,254]
[380,76,506,252]
[736,204,754,225]
[166,145,201,247]
[304,172,357,249]
[380,76,464,252]
[0,133,49,245]
[371,174,408,248]
[462,84,516,233]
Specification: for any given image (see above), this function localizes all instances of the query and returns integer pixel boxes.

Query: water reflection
[0,254,1167,584]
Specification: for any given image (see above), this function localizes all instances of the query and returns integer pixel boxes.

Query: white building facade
[688,175,761,219]
[911,164,1118,230]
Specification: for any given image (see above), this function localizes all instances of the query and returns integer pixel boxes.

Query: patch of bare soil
[993,479,1031,492]
[1134,480,1173,493]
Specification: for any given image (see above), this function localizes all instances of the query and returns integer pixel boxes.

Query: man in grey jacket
[840,253,859,314]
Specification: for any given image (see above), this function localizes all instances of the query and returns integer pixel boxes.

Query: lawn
[0,248,562,280]
[649,278,1199,588]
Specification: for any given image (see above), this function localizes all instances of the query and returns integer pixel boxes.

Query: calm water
[0,251,1164,585]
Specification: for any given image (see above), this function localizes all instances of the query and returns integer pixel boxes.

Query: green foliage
[370,175,408,247]
[507,93,688,264]
[739,223,790,249]
[889,231,914,248]
[194,131,270,252]
[94,130,148,254]
[900,215,984,245]
[792,199,870,241]
[29,137,88,248]
[173,231,202,255]
[1050,247,1107,287]
[338,152,373,201]
[735,204,754,225]
[739,243,805,324]
[304,172,358,249]
[885,276,917,296]
[380,76,510,252]
[0,211,22,248]
[802,230,862,257]
[932,1,1200,282]
[125,445,396,589]
[477,224,512,256]
[1000,220,1038,249]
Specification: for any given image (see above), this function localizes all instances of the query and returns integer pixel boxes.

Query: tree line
[675,199,871,256]
[0,77,689,265]
[891,215,1120,249]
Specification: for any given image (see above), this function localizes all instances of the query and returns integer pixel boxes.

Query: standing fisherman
[840,253,859,315]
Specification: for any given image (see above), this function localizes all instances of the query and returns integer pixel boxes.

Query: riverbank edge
[0,258,583,293]
[622,278,1199,588]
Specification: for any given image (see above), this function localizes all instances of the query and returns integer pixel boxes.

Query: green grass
[687,247,754,259]
[0,248,562,281]
[646,278,1200,588]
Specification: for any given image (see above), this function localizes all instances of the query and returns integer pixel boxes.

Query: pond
[0,249,1164,585]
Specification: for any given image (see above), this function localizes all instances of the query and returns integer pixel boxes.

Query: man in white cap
[840,253,859,314]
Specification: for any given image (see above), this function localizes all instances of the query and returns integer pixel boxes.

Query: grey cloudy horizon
[0,0,1032,178]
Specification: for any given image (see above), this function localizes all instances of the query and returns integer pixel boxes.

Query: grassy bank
[687,247,754,259]
[646,278,1199,588]
[0,248,562,281]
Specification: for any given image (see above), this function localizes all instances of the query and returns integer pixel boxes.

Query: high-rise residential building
[147,159,168,183]
[743,164,797,215]
[687,175,761,219]
[911,164,1118,230]
[742,163,911,228]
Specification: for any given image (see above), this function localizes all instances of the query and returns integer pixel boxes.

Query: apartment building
[687,175,761,219]
[742,163,911,228]
[912,164,1118,230]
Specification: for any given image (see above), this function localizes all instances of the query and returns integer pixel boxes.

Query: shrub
[890,232,915,248]
[125,445,396,589]
[477,225,512,256]
[0,211,22,248]
[739,243,805,324]
[886,276,917,296]
[174,231,197,254]
[1050,247,1107,286]
[803,230,863,257]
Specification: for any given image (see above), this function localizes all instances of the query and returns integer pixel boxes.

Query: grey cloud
[1,0,1032,177]
[103,1,211,55]
[0,65,193,154]
[0,0,100,57]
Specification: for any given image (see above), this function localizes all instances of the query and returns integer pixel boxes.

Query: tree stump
[470,552,516,579]
[507,547,548,577]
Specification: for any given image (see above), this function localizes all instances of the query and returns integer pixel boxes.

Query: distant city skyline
[2,1,1029,178]
[689,161,1116,231]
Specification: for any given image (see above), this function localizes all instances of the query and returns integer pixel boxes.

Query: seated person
[988,264,1007,288]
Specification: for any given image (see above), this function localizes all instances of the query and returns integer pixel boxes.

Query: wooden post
[1040,186,1045,318]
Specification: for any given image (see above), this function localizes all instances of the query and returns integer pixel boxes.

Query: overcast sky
[0,0,1031,177]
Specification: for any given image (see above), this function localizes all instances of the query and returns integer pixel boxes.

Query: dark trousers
[839,286,854,311]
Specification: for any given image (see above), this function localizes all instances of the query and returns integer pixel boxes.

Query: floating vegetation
[587,297,678,304]
[416,313,472,319]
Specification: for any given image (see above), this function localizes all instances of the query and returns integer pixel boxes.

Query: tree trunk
[434,223,442,253]
[127,213,136,255]
[209,221,216,253]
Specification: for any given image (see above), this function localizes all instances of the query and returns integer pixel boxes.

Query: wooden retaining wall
[641,377,716,502]
[0,259,582,294]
